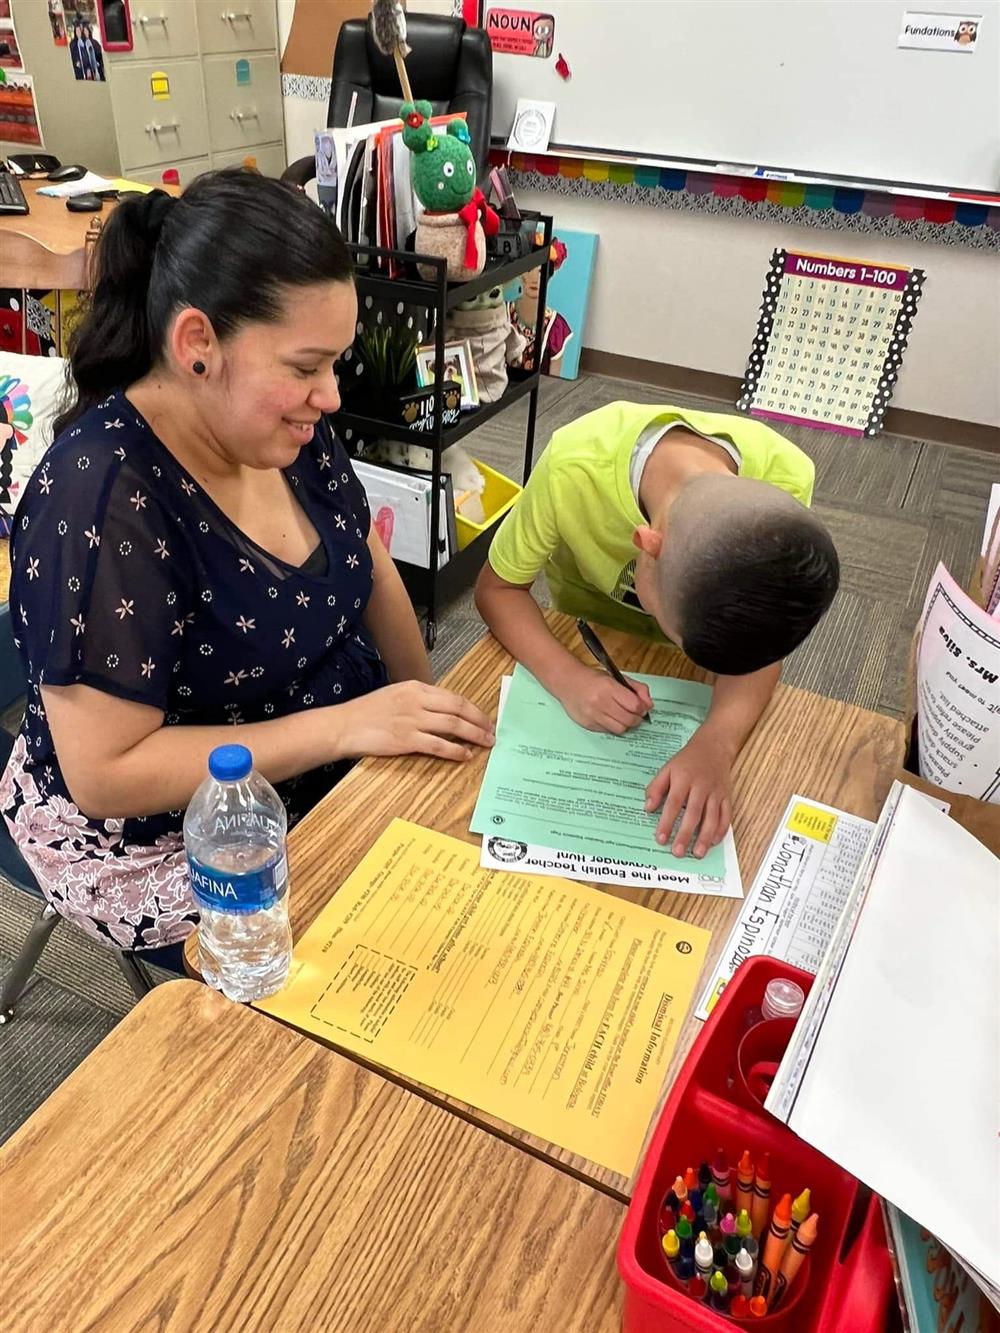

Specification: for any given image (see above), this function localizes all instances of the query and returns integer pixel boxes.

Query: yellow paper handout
[255,820,710,1177]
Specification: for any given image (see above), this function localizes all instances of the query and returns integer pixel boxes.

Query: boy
[475,401,839,861]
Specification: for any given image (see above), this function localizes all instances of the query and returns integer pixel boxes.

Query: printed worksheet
[695,796,874,1019]
[471,665,725,876]
[255,820,710,1177]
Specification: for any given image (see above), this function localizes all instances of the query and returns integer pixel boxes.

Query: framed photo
[96,0,132,52]
[415,339,479,411]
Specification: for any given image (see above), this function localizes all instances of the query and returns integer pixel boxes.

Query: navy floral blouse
[0,390,387,950]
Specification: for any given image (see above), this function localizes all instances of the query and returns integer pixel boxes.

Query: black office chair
[282,14,493,190]
[0,603,156,1023]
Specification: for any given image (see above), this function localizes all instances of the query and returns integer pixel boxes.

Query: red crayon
[684,1166,699,1194]
[680,1201,696,1223]
[659,1203,676,1235]
[688,1274,708,1302]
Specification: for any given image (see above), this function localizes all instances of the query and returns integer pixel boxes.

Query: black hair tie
[135,188,176,244]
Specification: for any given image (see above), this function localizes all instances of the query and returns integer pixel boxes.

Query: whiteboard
[490,0,1000,192]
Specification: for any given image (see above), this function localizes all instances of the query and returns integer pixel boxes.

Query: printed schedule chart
[738,249,925,438]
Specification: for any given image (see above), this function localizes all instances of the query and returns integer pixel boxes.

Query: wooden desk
[0,981,625,1333]
[186,613,905,1197]
[0,179,106,291]
[0,179,178,292]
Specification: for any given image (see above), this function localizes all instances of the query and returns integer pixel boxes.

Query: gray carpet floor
[2,370,995,1142]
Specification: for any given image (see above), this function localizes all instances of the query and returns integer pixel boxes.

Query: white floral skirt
[0,734,197,951]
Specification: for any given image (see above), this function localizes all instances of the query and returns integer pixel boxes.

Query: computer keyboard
[0,172,29,216]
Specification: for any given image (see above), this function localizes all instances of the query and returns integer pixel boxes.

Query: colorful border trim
[494,153,1000,251]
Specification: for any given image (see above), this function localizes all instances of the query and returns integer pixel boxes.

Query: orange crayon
[754,1192,792,1302]
[735,1149,754,1216]
[772,1212,818,1310]
[730,1294,750,1319]
[748,1295,767,1318]
[684,1166,699,1194]
[672,1173,688,1204]
[750,1152,771,1238]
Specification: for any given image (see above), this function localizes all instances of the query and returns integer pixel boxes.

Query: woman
[2,169,493,954]
[508,237,572,377]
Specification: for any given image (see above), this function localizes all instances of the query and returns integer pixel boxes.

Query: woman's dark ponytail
[54,190,175,435]
[55,169,354,437]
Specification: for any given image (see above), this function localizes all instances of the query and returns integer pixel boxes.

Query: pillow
[0,352,71,535]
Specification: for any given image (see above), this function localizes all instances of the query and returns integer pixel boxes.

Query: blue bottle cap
[208,744,252,782]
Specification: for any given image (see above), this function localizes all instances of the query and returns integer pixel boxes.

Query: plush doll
[445,284,527,403]
[366,438,487,524]
[507,236,572,376]
[401,100,499,281]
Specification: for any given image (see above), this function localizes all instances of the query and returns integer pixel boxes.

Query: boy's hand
[645,726,735,859]
[557,662,653,734]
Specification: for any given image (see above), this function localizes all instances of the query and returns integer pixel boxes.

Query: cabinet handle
[228,108,259,121]
[136,14,168,25]
[222,10,253,20]
[145,120,180,135]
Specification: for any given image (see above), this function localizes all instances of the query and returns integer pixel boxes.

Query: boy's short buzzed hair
[668,502,839,676]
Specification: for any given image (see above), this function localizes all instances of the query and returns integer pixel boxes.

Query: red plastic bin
[617,957,893,1332]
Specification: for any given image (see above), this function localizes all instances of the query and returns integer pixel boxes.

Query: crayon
[730,1294,751,1319]
[698,1161,713,1192]
[749,1295,767,1318]
[703,1199,719,1231]
[713,1243,728,1270]
[736,1245,754,1297]
[680,1201,696,1224]
[790,1187,811,1240]
[684,1166,699,1194]
[677,1253,695,1282]
[665,1187,680,1212]
[658,1202,676,1235]
[750,1152,771,1238]
[743,1236,760,1282]
[689,1188,703,1217]
[673,1174,689,1205]
[662,1229,681,1272]
[676,1216,693,1242]
[704,1182,720,1208]
[695,1231,714,1284]
[712,1148,732,1203]
[688,1274,708,1303]
[736,1208,753,1241]
[771,1211,818,1310]
[709,1268,729,1312]
[735,1149,754,1216]
[725,1262,741,1300]
[754,1192,792,1302]
[681,1235,696,1261]
[720,1212,737,1241]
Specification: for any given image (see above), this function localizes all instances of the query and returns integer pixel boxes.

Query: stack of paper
[352,460,454,569]
[767,782,999,1297]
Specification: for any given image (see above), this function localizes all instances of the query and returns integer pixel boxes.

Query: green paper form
[471,665,725,876]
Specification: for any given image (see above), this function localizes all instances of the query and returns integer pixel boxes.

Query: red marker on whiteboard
[555,51,571,80]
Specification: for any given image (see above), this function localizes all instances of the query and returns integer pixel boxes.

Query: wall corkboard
[282,0,367,78]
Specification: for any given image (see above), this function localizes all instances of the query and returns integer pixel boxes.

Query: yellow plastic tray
[455,459,522,550]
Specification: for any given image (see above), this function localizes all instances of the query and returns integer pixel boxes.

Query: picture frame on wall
[415,339,480,411]
[96,0,132,52]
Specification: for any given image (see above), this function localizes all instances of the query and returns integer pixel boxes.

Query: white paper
[916,562,1000,802]
[981,483,1000,557]
[695,795,874,1020]
[480,676,744,899]
[352,461,450,569]
[36,171,115,198]
[897,11,983,50]
[507,98,555,152]
[767,784,999,1291]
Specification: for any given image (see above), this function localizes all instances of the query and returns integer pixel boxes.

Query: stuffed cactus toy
[401,100,499,280]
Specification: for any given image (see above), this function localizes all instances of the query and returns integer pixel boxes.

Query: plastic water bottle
[184,744,292,1002]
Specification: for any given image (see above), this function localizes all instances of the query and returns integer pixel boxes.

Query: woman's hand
[333,681,495,762]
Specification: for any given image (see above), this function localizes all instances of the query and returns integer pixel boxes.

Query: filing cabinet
[107,0,284,186]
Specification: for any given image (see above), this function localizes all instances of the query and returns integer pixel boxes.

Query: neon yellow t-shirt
[488,401,815,639]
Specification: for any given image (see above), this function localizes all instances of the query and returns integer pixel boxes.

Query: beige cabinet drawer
[109,0,199,62]
[197,1,277,54]
[111,61,209,168]
[120,157,211,188]
[211,143,287,177]
[203,53,282,152]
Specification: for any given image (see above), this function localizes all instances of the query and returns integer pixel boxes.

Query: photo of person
[71,19,105,80]
[48,0,68,46]
[532,14,554,58]
[415,340,479,410]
